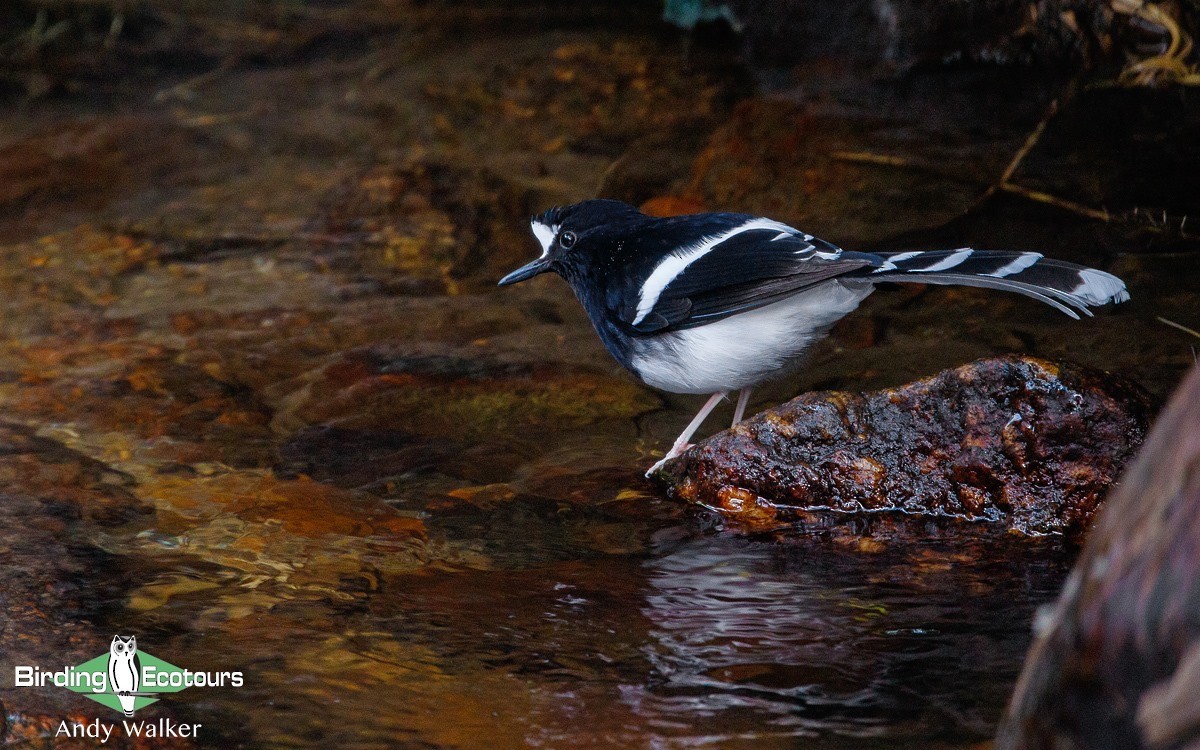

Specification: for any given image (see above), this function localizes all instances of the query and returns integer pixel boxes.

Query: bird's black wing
[615,224,877,334]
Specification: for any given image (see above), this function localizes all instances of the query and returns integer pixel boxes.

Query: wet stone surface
[0,1,1196,748]
[654,357,1152,537]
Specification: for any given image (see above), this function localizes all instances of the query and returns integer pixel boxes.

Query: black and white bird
[498,199,1130,475]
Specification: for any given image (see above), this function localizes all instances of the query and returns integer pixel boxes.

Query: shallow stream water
[0,3,1197,748]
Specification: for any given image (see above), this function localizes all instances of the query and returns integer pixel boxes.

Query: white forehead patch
[531,221,559,258]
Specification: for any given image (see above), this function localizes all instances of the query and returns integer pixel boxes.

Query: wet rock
[311,159,538,294]
[272,343,659,442]
[652,356,1151,537]
[6,345,276,468]
[0,119,192,241]
[425,39,729,158]
[998,362,1200,750]
[99,466,433,623]
[276,425,452,490]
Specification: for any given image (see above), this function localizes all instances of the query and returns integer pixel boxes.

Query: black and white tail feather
[865,248,1130,319]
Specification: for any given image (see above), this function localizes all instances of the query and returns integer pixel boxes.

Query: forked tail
[863,248,1129,319]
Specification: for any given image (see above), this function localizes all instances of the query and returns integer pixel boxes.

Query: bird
[497,199,1130,476]
[107,634,141,717]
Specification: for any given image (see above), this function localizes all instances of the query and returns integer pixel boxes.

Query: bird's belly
[629,281,871,394]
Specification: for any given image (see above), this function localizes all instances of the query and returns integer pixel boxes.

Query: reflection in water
[105,503,1070,748]
[632,531,1070,746]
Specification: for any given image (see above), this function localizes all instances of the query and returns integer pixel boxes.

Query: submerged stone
[652,356,1151,537]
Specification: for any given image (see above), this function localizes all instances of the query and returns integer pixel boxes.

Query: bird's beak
[498,257,551,286]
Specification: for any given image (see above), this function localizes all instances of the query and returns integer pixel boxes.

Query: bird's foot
[645,442,693,478]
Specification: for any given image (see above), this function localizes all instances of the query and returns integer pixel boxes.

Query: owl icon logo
[13,634,244,717]
[107,635,141,717]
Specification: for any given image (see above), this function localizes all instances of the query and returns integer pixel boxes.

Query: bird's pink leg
[732,387,752,426]
[646,391,727,476]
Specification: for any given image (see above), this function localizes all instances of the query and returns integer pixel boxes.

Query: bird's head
[498,199,644,286]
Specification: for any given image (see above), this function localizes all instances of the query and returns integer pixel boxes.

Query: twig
[104,11,124,50]
[838,147,1190,235]
[833,151,912,168]
[964,81,1125,223]
[1156,315,1200,366]
[967,93,1068,213]
[173,111,251,128]
[831,151,980,184]
[999,183,1110,221]
[1157,316,1200,341]
[999,98,1059,186]
[154,62,235,103]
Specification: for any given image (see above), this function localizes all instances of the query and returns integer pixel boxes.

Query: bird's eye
[559,231,577,249]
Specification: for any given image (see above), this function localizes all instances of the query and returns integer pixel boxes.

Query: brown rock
[312,159,536,293]
[639,196,708,217]
[652,356,1150,537]
[0,118,192,242]
[998,362,1200,750]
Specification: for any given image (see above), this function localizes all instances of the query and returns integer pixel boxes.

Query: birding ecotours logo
[13,635,244,716]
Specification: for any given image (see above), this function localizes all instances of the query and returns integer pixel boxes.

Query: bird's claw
[645,443,693,478]
[644,459,668,478]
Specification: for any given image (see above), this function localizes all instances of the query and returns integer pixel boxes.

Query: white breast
[629,281,872,394]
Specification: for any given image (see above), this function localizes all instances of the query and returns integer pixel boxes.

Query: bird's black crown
[533,199,643,232]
